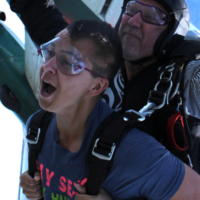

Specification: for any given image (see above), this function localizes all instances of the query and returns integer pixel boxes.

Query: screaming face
[38,34,100,114]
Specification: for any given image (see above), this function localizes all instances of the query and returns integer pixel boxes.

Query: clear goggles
[38,37,105,78]
[124,0,168,26]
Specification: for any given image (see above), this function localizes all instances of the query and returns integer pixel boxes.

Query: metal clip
[165,63,175,72]
[126,110,146,121]
[26,128,41,144]
[125,63,175,122]
[92,138,116,161]
[153,80,172,105]
[160,70,173,82]
[176,97,182,112]
[126,102,156,121]
[139,102,156,115]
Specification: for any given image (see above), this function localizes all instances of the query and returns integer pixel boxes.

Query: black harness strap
[146,57,193,162]
[86,112,139,195]
[26,110,53,178]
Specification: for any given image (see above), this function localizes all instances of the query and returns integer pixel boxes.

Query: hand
[75,184,112,200]
[20,170,43,200]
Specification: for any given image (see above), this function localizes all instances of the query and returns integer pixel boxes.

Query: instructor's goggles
[38,37,105,78]
[125,0,169,26]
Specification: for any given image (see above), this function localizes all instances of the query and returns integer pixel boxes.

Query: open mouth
[42,80,56,96]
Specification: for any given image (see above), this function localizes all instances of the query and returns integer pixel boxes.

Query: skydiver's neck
[125,56,158,81]
[56,97,99,153]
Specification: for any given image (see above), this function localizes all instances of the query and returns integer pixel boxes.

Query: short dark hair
[67,20,123,82]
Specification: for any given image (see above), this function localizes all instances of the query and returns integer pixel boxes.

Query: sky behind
[186,0,200,30]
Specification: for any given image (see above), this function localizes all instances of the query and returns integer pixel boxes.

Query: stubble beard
[122,38,154,62]
[122,40,140,61]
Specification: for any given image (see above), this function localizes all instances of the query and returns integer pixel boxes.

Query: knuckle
[28,179,36,186]
[35,192,42,199]
[32,185,42,194]
[29,182,34,186]
[33,187,39,193]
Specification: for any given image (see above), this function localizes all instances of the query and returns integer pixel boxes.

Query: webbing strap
[28,146,38,178]
[27,110,53,200]
[27,110,53,178]
[86,112,138,195]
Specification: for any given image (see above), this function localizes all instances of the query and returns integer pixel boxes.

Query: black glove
[9,0,68,46]
[0,85,20,113]
[9,0,39,13]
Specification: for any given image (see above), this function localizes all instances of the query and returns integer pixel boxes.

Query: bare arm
[170,164,200,200]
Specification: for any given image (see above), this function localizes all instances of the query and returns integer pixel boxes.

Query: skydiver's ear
[88,78,109,97]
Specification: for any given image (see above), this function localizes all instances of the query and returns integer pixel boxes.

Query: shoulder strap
[26,109,53,178]
[86,111,140,195]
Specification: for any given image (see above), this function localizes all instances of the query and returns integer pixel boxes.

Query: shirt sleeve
[10,0,68,46]
[103,128,185,200]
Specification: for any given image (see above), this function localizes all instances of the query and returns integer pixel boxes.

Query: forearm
[170,164,200,200]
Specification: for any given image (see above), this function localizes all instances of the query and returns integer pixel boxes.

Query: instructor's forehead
[128,0,169,14]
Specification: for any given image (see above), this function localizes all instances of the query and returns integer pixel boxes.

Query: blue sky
[186,0,200,29]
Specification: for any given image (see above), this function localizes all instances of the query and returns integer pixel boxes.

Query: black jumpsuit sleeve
[10,0,68,46]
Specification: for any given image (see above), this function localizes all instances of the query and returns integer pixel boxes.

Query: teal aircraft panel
[2,0,103,125]
[0,23,40,124]
[54,0,101,22]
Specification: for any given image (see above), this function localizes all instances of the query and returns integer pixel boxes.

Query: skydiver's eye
[46,50,54,57]
[42,49,55,62]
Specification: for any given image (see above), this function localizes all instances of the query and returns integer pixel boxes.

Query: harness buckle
[126,102,156,121]
[126,110,146,121]
[26,128,41,144]
[92,138,116,161]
